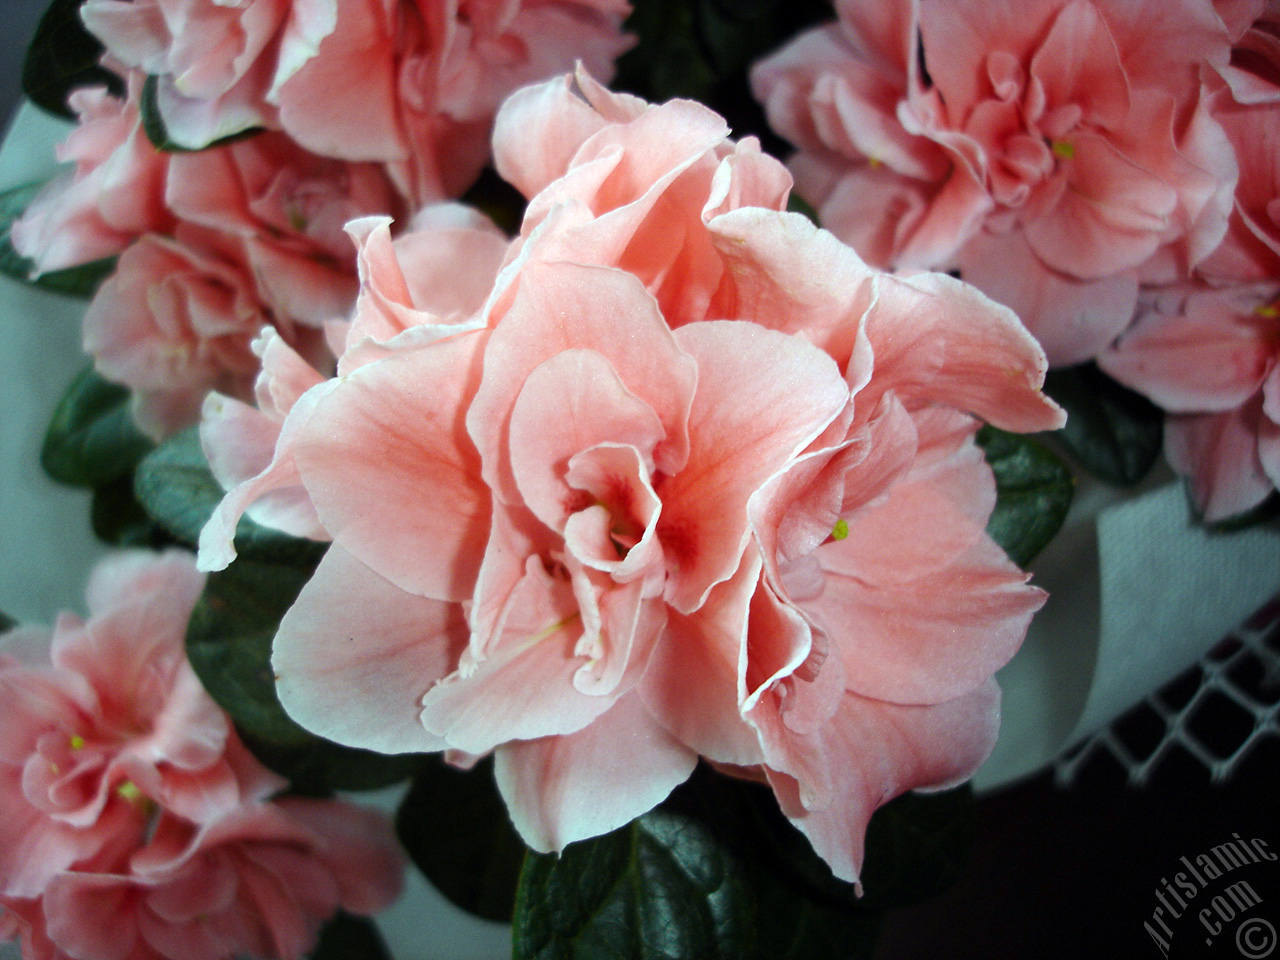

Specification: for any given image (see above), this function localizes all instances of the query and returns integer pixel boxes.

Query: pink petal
[418,557,618,753]
[1100,293,1275,412]
[958,228,1139,365]
[494,691,698,852]
[273,546,467,754]
[467,261,698,503]
[811,480,1044,705]
[508,349,665,532]
[757,682,1002,884]
[640,551,766,766]
[293,330,490,602]
[707,208,877,370]
[493,74,610,199]
[859,269,1065,431]
[275,796,404,914]
[658,322,850,614]
[1166,403,1275,521]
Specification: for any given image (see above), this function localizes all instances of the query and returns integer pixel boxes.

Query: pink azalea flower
[204,70,1064,884]
[1103,47,1280,521]
[0,551,280,900]
[80,0,634,205]
[751,0,1239,365]
[0,550,403,960]
[10,76,173,275]
[197,203,509,567]
[80,0,339,148]
[1215,0,1280,103]
[2,800,401,960]
[31,79,404,441]
[1101,283,1280,520]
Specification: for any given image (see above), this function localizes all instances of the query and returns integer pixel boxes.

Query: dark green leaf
[515,770,882,960]
[90,473,166,546]
[186,559,316,748]
[307,912,393,960]
[515,809,753,960]
[22,0,123,119]
[1043,362,1163,486]
[139,74,265,152]
[0,611,15,633]
[133,426,326,565]
[460,167,526,236]
[614,0,718,104]
[41,365,154,487]
[186,559,420,793]
[612,0,828,149]
[0,181,116,298]
[690,770,971,913]
[977,426,1074,566]
[244,731,425,796]
[786,192,819,225]
[396,756,526,922]
[856,787,976,910]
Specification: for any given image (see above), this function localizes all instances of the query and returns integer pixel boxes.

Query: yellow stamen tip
[831,519,850,541]
[117,781,142,802]
[1051,140,1075,160]
[1255,304,1279,318]
[69,735,85,751]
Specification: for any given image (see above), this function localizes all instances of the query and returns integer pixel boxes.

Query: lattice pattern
[1054,599,1280,786]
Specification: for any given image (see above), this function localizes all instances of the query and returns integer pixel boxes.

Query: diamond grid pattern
[1053,598,1280,786]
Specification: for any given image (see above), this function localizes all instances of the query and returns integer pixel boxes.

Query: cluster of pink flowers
[198,68,1065,883]
[751,0,1280,520]
[0,550,403,960]
[12,0,632,441]
[1100,2,1280,520]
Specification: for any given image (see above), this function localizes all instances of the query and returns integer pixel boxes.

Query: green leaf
[185,559,316,748]
[785,192,819,225]
[396,756,527,923]
[0,181,116,298]
[856,787,976,910]
[133,426,326,565]
[41,365,154,487]
[515,809,754,960]
[90,473,166,546]
[612,0,828,148]
[1042,362,1163,486]
[139,74,265,152]
[0,611,15,634]
[705,771,972,912]
[185,558,421,793]
[22,0,123,119]
[614,0,718,104]
[515,771,882,960]
[307,912,393,960]
[977,426,1074,567]
[460,167,527,236]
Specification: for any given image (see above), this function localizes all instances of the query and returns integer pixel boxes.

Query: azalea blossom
[1101,27,1280,521]
[9,76,173,275]
[751,0,1238,364]
[0,550,403,960]
[14,76,403,441]
[201,70,1064,884]
[79,0,634,204]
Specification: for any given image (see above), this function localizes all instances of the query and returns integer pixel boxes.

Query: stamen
[831,519,850,541]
